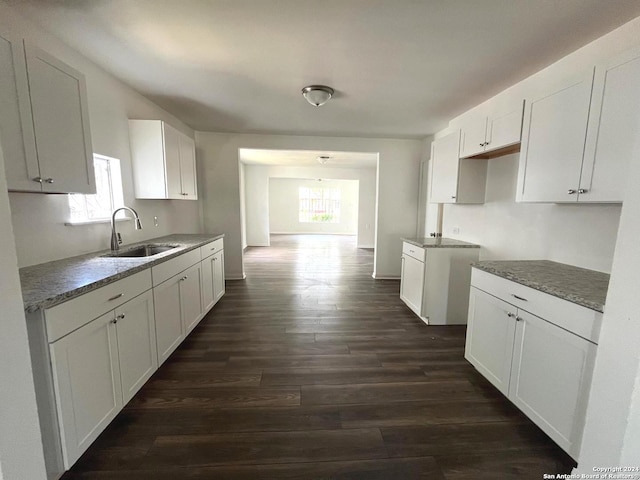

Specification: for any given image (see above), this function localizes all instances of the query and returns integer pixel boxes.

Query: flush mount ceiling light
[317,155,330,165]
[302,85,334,107]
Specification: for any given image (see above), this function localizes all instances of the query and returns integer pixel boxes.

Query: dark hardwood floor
[62,234,575,479]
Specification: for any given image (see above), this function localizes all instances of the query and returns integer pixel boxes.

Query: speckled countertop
[20,233,224,312]
[472,260,609,312]
[402,237,480,248]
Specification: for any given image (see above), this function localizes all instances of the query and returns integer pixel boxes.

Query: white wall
[0,143,47,479]
[239,162,247,250]
[196,133,422,280]
[442,154,620,272]
[269,178,359,235]
[574,114,640,471]
[1,6,203,267]
[244,164,376,248]
[429,16,640,273]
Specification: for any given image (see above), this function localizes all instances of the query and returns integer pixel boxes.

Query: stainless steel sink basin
[102,244,179,258]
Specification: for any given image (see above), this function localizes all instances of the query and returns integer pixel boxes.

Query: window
[67,154,124,224]
[299,186,340,223]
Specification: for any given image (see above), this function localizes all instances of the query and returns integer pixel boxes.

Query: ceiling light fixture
[302,85,334,107]
[317,155,330,165]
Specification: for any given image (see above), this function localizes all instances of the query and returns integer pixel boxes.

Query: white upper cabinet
[460,101,524,159]
[0,33,95,194]
[516,70,595,203]
[129,119,198,200]
[429,130,487,204]
[459,117,488,158]
[580,45,640,203]
[517,44,640,204]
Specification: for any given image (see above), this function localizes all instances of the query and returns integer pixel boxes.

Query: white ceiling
[9,0,640,138]
[239,149,377,168]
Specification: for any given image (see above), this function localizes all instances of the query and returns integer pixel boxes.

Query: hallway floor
[62,234,574,479]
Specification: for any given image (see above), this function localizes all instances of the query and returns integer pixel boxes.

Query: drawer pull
[511,294,528,302]
[507,312,515,318]
[516,316,523,322]
[108,293,124,301]
[116,314,126,320]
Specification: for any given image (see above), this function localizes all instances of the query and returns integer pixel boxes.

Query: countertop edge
[402,237,480,248]
[471,263,605,313]
[22,233,224,312]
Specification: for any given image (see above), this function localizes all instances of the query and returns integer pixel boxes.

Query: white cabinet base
[400,242,479,325]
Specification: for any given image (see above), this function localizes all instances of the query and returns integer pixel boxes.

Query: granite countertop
[472,260,609,313]
[20,233,224,312]
[402,237,480,248]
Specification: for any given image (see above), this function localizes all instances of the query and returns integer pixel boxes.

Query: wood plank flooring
[62,234,575,479]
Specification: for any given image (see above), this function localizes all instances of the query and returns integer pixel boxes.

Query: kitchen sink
[102,244,179,258]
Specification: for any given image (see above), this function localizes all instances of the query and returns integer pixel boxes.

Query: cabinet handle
[515,316,523,322]
[45,178,54,184]
[578,188,588,194]
[506,312,515,318]
[32,176,43,183]
[479,143,485,147]
[511,294,528,302]
[567,189,577,195]
[111,318,118,324]
[451,196,456,199]
[117,314,126,320]
[180,275,188,281]
[108,293,124,301]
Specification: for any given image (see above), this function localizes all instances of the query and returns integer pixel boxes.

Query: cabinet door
[24,44,95,194]
[201,256,215,313]
[517,70,594,203]
[486,102,524,151]
[400,254,424,318]
[459,117,487,158]
[0,32,40,191]
[580,46,640,203]
[49,311,122,468]
[162,122,182,199]
[181,262,204,335]
[178,133,198,199]
[509,310,596,459]
[212,250,225,305]
[464,287,517,396]
[153,275,184,365]
[429,130,461,203]
[114,290,158,404]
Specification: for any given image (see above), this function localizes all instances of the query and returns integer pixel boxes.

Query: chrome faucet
[110,206,143,251]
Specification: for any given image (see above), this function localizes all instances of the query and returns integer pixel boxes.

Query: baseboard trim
[246,243,270,247]
[226,273,246,280]
[371,273,401,280]
[357,244,375,249]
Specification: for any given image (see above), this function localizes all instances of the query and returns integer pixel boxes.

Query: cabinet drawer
[471,268,602,344]
[45,270,152,343]
[152,248,201,286]
[402,242,425,262]
[200,238,223,260]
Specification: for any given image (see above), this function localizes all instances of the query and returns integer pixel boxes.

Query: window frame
[66,154,125,226]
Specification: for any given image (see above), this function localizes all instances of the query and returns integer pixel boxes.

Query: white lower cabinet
[400,241,480,325]
[49,289,156,468]
[153,273,184,364]
[31,238,225,478]
[182,262,204,335]
[465,287,516,396]
[465,268,598,459]
[201,239,226,313]
[509,309,596,456]
[49,311,122,469]
[400,252,425,317]
[114,290,158,404]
